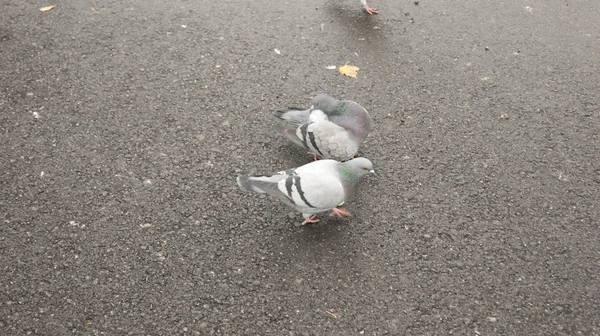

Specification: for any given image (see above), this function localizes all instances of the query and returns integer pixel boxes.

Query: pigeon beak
[369,169,375,175]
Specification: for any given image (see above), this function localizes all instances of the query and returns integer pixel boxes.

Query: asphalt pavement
[1,0,599,335]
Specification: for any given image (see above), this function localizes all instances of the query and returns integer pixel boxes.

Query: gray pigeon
[273,94,372,161]
[237,157,374,226]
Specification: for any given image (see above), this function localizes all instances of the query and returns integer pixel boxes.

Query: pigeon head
[312,94,342,113]
[340,157,375,186]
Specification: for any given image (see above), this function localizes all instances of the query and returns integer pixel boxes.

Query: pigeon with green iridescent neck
[237,157,374,226]
[273,94,372,161]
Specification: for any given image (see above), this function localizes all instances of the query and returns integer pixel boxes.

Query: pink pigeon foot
[307,152,324,161]
[328,207,352,218]
[364,5,379,14]
[301,214,320,225]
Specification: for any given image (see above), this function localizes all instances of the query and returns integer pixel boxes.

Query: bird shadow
[276,143,315,168]
[275,215,361,270]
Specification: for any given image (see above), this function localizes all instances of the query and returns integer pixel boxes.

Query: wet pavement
[1,0,599,334]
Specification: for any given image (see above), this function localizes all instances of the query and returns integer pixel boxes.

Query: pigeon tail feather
[237,175,257,192]
[237,174,287,196]
[274,123,307,149]
[273,108,311,125]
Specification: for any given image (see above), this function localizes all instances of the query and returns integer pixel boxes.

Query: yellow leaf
[40,5,56,12]
[338,63,359,78]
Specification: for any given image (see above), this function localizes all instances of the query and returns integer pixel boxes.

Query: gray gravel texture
[1,0,599,335]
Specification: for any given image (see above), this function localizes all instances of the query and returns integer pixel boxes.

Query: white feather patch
[309,110,328,123]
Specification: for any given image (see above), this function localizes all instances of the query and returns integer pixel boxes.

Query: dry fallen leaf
[339,63,359,78]
[40,5,56,12]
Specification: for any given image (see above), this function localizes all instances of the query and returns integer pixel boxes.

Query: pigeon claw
[301,214,320,225]
[307,152,324,161]
[364,5,379,14]
[328,207,351,218]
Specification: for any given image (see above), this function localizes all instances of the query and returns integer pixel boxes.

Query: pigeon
[360,0,378,14]
[237,157,375,226]
[273,94,372,161]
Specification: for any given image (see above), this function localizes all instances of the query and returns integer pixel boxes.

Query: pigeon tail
[274,123,307,149]
[236,175,256,192]
[237,175,286,194]
[273,107,311,125]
